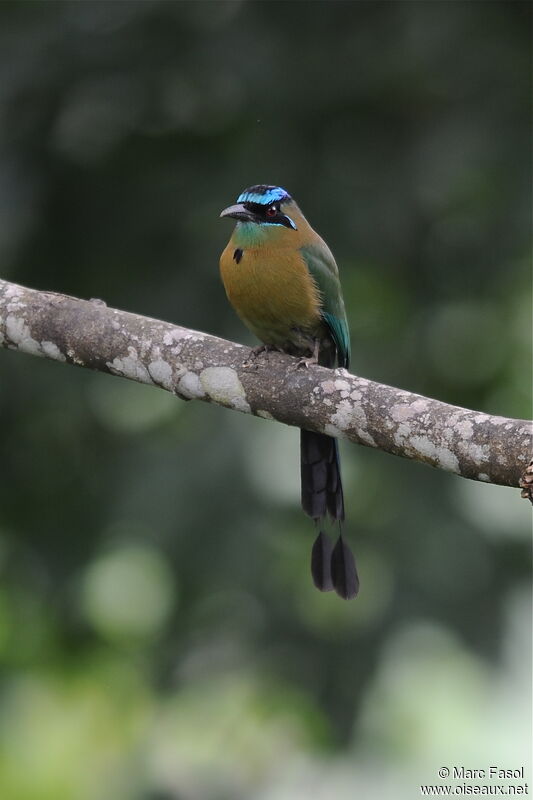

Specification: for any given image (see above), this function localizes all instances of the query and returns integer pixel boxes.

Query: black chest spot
[233,248,243,264]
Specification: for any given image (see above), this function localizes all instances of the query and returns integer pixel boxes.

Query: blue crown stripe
[237,187,289,205]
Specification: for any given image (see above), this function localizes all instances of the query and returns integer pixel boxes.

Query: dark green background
[0,2,531,798]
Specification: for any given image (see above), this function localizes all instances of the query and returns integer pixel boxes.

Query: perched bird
[219,185,358,599]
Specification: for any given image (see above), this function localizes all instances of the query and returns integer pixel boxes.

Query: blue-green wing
[301,242,351,369]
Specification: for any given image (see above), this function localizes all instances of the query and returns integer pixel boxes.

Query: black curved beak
[219,203,254,222]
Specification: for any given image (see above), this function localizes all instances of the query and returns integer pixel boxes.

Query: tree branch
[1,278,531,488]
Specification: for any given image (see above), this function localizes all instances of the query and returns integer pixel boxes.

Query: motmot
[219,185,358,599]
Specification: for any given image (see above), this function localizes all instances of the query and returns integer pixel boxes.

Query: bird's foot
[296,354,319,369]
[243,344,279,368]
[295,339,320,369]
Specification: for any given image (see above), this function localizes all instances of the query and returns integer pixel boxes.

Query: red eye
[266,206,277,217]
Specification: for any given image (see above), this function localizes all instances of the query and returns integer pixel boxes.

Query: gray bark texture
[1,278,531,488]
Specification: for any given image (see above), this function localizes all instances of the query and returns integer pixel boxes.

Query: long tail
[300,429,359,599]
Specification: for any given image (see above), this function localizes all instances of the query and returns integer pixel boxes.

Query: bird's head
[220,185,298,231]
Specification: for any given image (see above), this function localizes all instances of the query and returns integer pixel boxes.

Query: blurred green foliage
[0,2,531,798]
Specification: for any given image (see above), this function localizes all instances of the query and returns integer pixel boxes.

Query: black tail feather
[331,535,359,599]
[300,430,345,522]
[301,429,358,599]
[311,530,334,592]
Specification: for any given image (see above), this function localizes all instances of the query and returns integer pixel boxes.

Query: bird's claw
[296,355,319,369]
[295,340,320,370]
[243,344,278,368]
